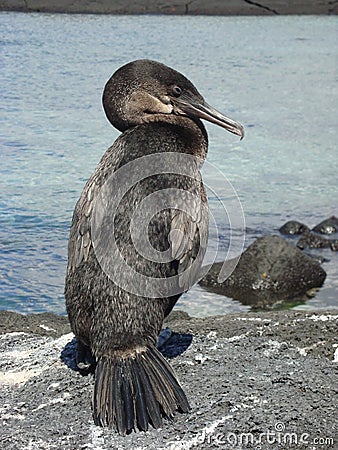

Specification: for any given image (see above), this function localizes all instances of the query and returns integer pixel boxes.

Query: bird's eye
[172,85,182,97]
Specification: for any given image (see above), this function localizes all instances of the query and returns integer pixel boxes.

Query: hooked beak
[173,97,245,140]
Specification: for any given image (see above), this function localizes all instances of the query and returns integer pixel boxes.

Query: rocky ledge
[0,309,337,449]
[0,0,337,15]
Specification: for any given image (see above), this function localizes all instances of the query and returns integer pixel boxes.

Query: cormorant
[65,59,244,434]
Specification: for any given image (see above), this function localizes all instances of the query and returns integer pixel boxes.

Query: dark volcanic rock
[0,0,336,15]
[0,310,70,337]
[297,230,338,251]
[312,215,338,234]
[279,220,309,235]
[199,235,326,308]
[0,310,337,450]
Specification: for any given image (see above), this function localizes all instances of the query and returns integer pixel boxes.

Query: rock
[0,310,70,337]
[0,310,337,450]
[297,230,338,251]
[279,220,309,235]
[0,0,336,15]
[312,215,338,234]
[199,236,326,308]
[331,240,338,251]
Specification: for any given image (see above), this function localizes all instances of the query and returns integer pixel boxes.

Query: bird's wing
[66,143,122,275]
[66,177,97,274]
[67,129,208,294]
[168,177,209,291]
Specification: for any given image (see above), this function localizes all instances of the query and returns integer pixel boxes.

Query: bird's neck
[140,115,209,160]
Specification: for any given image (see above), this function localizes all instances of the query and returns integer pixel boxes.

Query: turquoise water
[1,12,337,315]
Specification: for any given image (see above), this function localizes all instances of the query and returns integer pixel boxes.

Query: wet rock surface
[312,216,338,235]
[279,220,309,235]
[280,216,338,251]
[297,230,338,251]
[0,310,337,449]
[199,236,326,308]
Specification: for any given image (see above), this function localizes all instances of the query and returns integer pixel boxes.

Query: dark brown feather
[92,347,189,434]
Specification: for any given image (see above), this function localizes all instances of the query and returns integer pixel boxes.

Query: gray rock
[0,311,70,337]
[199,236,326,308]
[0,310,337,450]
[297,230,338,252]
[312,215,338,235]
[0,0,336,15]
[279,220,309,235]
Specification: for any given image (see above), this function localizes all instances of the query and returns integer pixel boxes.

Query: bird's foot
[76,341,96,371]
[156,327,173,350]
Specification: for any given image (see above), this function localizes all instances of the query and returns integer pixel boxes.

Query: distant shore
[0,0,337,15]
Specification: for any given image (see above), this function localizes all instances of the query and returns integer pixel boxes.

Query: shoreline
[0,0,337,15]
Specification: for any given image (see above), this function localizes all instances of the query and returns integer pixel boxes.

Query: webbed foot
[156,327,173,350]
[76,341,96,371]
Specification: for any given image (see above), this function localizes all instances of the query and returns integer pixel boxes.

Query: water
[1,12,337,316]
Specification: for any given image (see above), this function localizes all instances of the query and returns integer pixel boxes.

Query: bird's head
[102,59,244,139]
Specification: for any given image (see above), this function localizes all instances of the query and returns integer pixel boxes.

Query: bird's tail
[92,345,190,434]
